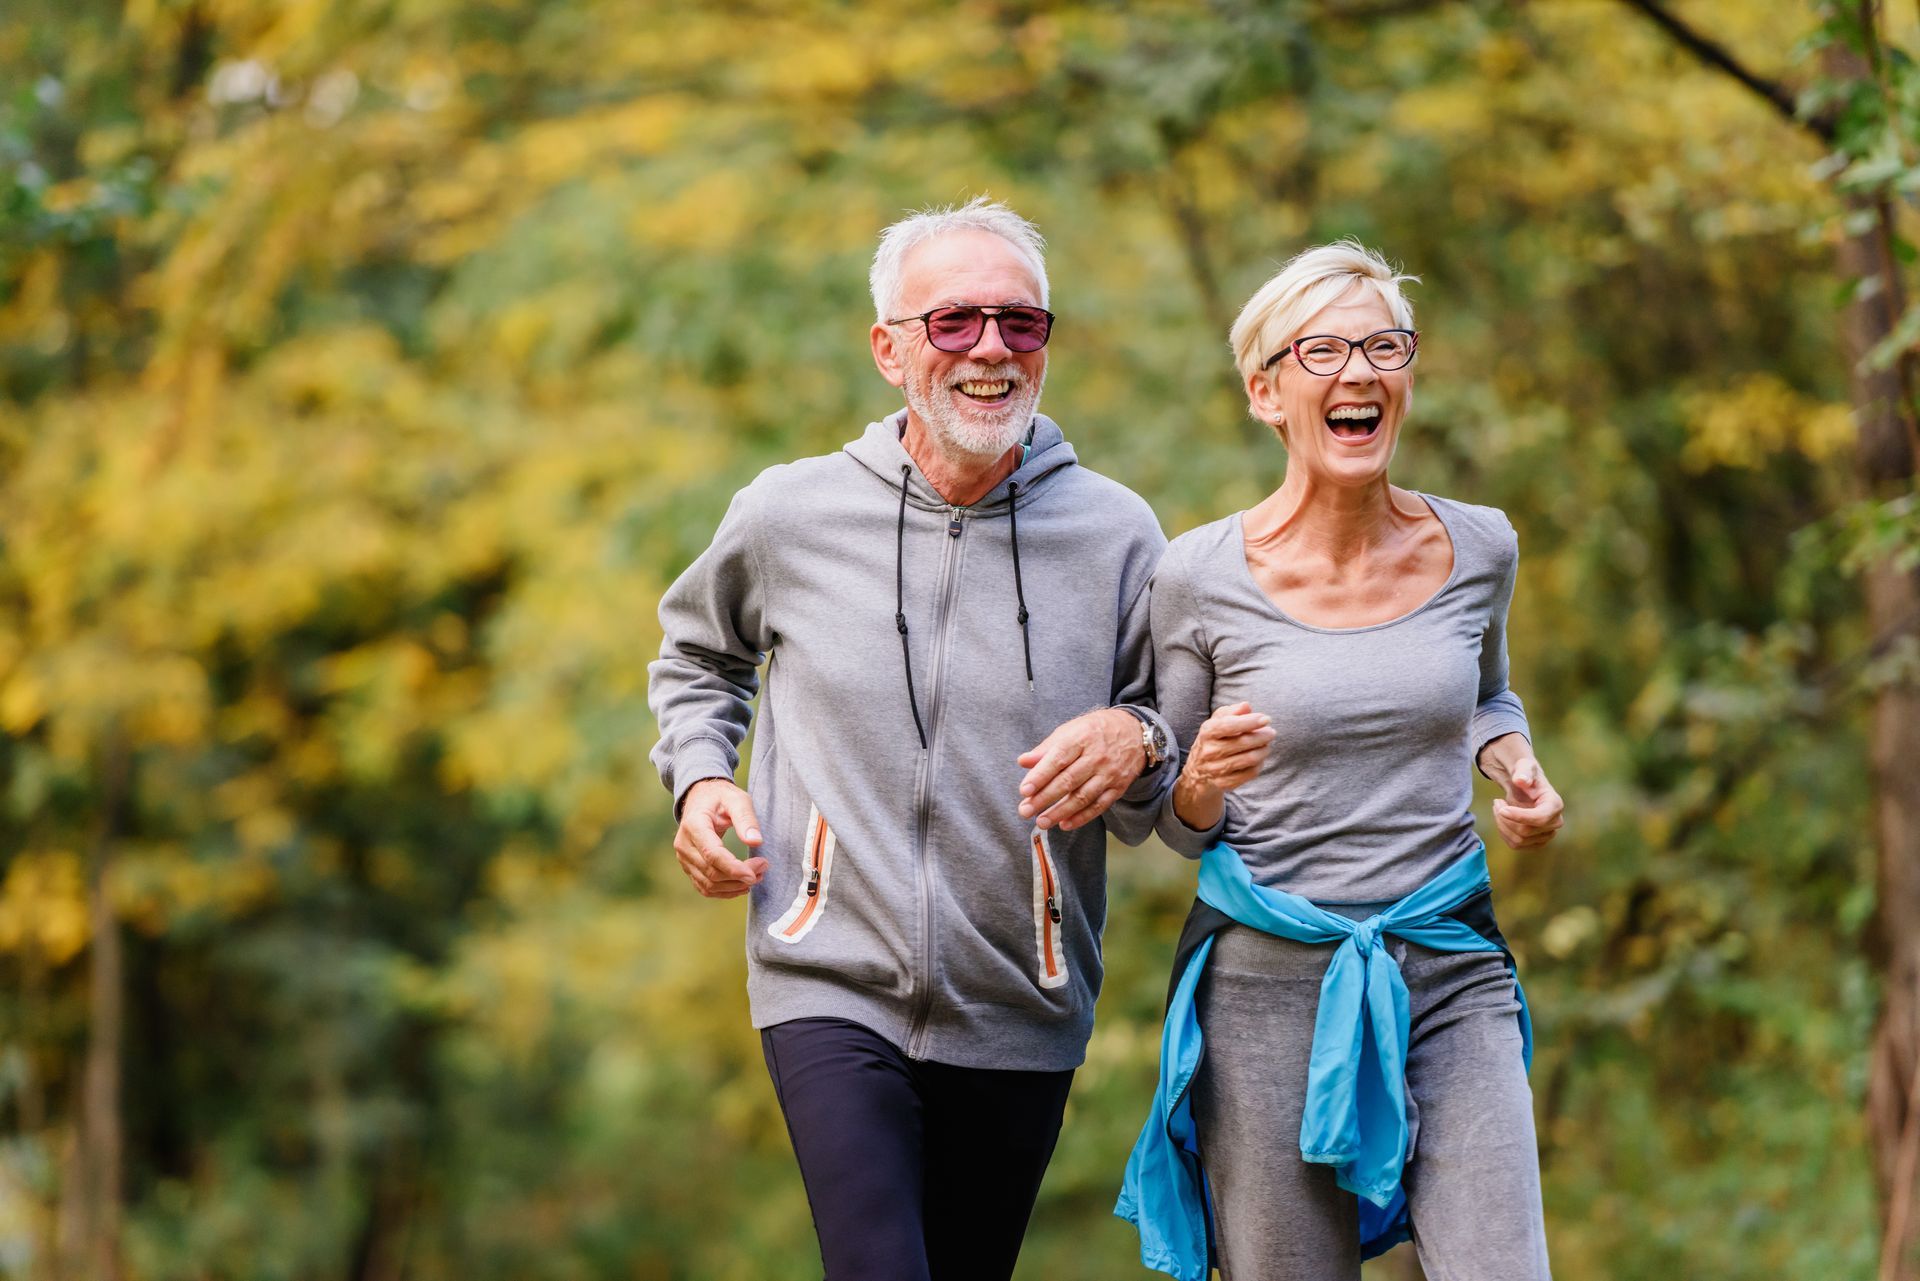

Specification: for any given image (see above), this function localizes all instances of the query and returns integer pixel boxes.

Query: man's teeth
[958,380,1011,397]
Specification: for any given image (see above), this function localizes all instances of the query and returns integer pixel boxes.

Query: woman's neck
[1244,470,1425,560]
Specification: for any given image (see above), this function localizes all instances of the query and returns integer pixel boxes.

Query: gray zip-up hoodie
[648,411,1175,1071]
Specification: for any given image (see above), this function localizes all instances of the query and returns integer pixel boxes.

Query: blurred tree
[1612,3,1920,1276]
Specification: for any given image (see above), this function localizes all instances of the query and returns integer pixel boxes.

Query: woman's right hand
[1172,702,1275,831]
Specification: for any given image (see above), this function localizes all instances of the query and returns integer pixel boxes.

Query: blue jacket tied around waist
[1114,844,1532,1279]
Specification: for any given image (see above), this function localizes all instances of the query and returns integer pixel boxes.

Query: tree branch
[1615,0,1836,143]
[1316,0,1453,18]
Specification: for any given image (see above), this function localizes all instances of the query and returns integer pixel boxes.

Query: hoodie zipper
[1031,829,1068,989]
[768,804,836,944]
[906,502,969,1058]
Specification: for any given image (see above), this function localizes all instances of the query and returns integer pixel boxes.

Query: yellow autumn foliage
[1684,374,1857,471]
[0,852,89,963]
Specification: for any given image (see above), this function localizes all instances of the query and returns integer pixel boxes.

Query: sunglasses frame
[1262,328,1419,375]
[886,304,1057,354]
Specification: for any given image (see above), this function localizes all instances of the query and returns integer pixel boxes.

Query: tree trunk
[1827,99,1920,1281]
[19,945,57,1281]
[68,733,129,1281]
[1871,552,1920,1281]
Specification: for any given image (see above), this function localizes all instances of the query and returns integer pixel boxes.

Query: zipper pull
[947,505,964,537]
[1046,894,1061,924]
[806,866,821,898]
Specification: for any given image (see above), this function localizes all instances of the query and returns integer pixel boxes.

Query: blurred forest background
[4,0,1920,1278]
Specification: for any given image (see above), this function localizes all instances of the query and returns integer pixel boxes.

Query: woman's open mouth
[955,379,1013,406]
[1325,404,1381,443]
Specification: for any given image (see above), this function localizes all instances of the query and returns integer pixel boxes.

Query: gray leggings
[1193,921,1551,1281]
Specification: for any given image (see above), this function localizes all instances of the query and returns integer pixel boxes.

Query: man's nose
[968,315,1013,362]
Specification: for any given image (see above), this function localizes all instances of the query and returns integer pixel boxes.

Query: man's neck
[899,412,1022,507]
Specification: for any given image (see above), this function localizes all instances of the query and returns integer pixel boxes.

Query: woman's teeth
[1326,405,1381,437]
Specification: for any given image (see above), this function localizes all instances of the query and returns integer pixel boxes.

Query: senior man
[647,197,1174,1280]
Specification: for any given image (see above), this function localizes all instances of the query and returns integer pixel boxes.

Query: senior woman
[1116,240,1565,1281]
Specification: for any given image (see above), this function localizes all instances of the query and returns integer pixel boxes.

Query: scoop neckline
[1232,493,1462,635]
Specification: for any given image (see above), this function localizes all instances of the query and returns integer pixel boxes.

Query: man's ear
[871,321,907,389]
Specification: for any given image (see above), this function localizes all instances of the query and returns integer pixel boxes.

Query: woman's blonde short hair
[1228,239,1419,408]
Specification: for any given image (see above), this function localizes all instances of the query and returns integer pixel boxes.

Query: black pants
[760,1017,1076,1281]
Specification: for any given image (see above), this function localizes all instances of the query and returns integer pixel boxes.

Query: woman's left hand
[1491,756,1564,850]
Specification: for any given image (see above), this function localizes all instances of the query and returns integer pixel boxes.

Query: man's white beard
[904,359,1045,462]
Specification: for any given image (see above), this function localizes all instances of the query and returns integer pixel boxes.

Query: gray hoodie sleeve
[1148,543,1227,858]
[647,481,774,815]
[1471,515,1531,771]
[1100,557,1178,847]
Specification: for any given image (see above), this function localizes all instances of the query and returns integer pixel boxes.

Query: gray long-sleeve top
[1151,493,1530,902]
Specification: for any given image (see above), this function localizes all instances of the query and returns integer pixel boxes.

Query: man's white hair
[869,196,1050,323]
[1229,239,1419,407]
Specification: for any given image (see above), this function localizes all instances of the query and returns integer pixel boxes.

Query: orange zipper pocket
[769,804,836,944]
[1030,828,1069,990]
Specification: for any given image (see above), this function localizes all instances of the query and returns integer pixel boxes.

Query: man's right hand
[675,778,768,899]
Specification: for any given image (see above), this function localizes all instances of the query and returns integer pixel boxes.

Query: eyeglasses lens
[1298,340,1351,375]
[996,309,1050,351]
[926,309,985,350]
[1362,333,1413,370]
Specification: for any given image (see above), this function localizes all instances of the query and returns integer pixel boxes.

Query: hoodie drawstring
[1008,481,1034,691]
[895,465,1036,750]
[897,466,930,750]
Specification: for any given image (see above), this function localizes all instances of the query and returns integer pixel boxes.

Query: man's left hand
[1016,708,1148,832]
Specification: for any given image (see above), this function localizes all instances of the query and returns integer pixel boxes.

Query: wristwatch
[1119,707,1170,771]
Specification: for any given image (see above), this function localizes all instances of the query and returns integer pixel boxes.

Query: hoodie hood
[844,410,1078,513]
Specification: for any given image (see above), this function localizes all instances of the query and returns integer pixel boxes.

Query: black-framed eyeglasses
[1262,328,1418,376]
[886,305,1056,353]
